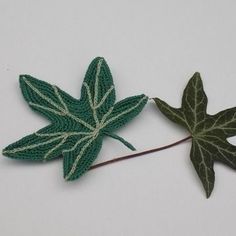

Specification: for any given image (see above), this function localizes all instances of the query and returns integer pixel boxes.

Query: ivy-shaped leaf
[3,57,148,181]
[154,72,236,198]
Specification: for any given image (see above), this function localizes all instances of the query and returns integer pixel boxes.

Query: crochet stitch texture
[3,57,148,181]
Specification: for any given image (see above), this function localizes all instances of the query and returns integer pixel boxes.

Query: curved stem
[89,135,192,171]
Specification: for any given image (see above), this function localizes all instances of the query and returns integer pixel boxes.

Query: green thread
[2,57,148,181]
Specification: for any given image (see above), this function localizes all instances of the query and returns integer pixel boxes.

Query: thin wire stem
[89,135,192,171]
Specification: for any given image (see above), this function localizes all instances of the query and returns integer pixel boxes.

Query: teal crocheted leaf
[3,57,148,181]
[154,72,236,198]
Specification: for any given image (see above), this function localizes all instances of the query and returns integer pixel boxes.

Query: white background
[0,1,236,235]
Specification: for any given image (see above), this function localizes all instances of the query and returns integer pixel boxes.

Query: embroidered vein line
[3,136,63,154]
[83,82,115,126]
[65,137,96,180]
[83,82,99,126]
[3,131,93,155]
[22,76,95,131]
[35,131,90,137]
[23,77,66,113]
[94,58,103,106]
[101,96,148,128]
[43,136,67,160]
[53,85,69,113]
[95,85,114,109]
[100,106,114,126]
[63,135,93,153]
[29,102,65,116]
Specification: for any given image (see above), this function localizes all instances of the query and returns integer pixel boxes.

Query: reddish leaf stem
[89,135,192,171]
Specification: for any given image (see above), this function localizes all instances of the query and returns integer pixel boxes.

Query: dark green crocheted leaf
[154,72,236,198]
[3,57,148,181]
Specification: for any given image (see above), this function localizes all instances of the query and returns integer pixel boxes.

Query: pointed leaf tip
[206,192,211,199]
[19,74,27,84]
[190,72,202,84]
[193,72,201,77]
[19,74,36,89]
[92,56,105,63]
[19,74,33,80]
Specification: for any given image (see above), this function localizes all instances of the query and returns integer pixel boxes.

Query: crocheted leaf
[154,72,236,198]
[3,57,148,181]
